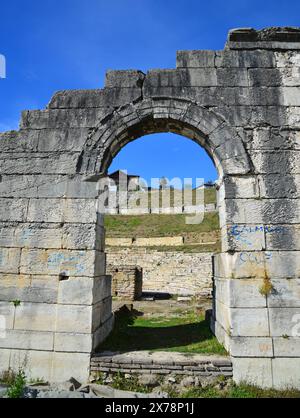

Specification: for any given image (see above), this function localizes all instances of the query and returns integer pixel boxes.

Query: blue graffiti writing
[239,252,272,264]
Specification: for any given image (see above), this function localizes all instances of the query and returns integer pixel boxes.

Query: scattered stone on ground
[0,385,8,398]
[180,376,196,388]
[138,374,160,387]
[0,378,169,399]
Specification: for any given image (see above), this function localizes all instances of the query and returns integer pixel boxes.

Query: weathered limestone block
[269,307,300,336]
[268,279,300,307]
[0,301,16,329]
[0,248,21,273]
[27,198,63,223]
[105,70,145,88]
[7,349,91,383]
[251,150,300,174]
[0,174,102,199]
[63,199,99,224]
[47,88,142,109]
[275,51,300,67]
[134,237,183,246]
[213,320,230,352]
[247,128,300,151]
[106,238,133,246]
[230,308,270,337]
[20,248,105,277]
[219,176,260,199]
[214,251,300,279]
[176,50,216,68]
[0,198,27,221]
[272,358,300,389]
[220,199,300,226]
[0,349,11,374]
[14,303,57,332]
[92,297,113,328]
[9,349,54,382]
[20,108,107,129]
[54,332,93,353]
[232,358,273,388]
[56,304,94,334]
[0,130,39,152]
[0,275,58,303]
[222,224,266,251]
[214,300,231,333]
[93,314,115,350]
[93,275,112,304]
[215,278,266,308]
[273,337,300,357]
[57,275,111,305]
[37,128,91,152]
[27,198,100,224]
[0,152,80,175]
[216,49,276,67]
[0,330,54,351]
[248,68,282,86]
[230,337,273,357]
[15,224,62,249]
[62,224,105,250]
[51,352,92,382]
[259,174,300,199]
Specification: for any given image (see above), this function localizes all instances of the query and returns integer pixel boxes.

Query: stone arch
[76,97,251,178]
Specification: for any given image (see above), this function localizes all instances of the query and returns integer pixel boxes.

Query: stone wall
[90,351,232,378]
[108,265,142,300]
[0,183,114,383]
[103,203,217,215]
[107,248,213,297]
[106,236,185,247]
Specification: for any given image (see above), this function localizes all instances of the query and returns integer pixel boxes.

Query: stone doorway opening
[95,131,222,358]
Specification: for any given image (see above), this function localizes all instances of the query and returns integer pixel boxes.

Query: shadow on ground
[97,306,218,353]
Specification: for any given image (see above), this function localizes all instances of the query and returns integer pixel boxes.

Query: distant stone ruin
[108,265,142,300]
[0,27,300,388]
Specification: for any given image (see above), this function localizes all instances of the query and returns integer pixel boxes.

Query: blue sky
[1,0,300,182]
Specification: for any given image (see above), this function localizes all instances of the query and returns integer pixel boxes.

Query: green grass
[105,212,220,238]
[94,372,300,398]
[181,383,300,398]
[97,309,226,355]
[130,243,221,253]
[3,368,26,399]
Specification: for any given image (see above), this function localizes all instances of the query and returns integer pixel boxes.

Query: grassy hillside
[105,212,219,238]
[104,188,220,252]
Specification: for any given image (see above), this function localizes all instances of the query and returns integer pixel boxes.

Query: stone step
[91,351,232,378]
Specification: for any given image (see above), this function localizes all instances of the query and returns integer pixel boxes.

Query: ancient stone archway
[0,27,300,388]
[75,97,250,179]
